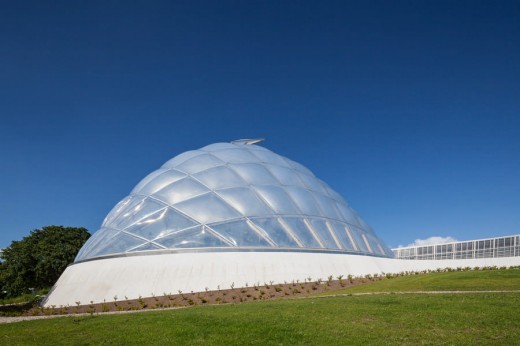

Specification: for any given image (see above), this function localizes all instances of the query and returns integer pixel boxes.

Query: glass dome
[76,141,393,262]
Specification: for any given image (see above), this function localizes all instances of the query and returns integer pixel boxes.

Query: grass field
[316,268,520,295]
[1,269,519,345]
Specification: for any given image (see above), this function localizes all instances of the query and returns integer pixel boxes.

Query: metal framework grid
[392,235,520,260]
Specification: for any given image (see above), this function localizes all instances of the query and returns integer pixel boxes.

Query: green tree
[0,226,90,297]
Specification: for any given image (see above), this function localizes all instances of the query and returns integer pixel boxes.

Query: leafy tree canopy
[0,226,90,297]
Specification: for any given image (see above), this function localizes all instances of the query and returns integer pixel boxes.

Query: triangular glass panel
[250,217,300,248]
[161,150,202,169]
[361,234,374,253]
[211,148,259,164]
[127,242,165,252]
[308,218,340,250]
[363,233,382,255]
[328,221,355,251]
[83,232,146,259]
[335,202,362,227]
[284,186,322,216]
[313,193,343,221]
[75,227,121,261]
[135,169,187,196]
[103,196,142,228]
[346,225,369,253]
[296,172,327,194]
[193,165,248,190]
[281,217,322,249]
[131,169,169,195]
[228,163,280,186]
[124,207,198,240]
[154,176,210,205]
[376,243,386,256]
[252,185,300,215]
[176,154,225,174]
[217,187,274,217]
[264,164,303,187]
[356,216,375,235]
[208,219,271,247]
[154,226,231,249]
[109,197,167,230]
[173,192,242,224]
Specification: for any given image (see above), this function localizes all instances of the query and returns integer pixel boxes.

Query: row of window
[392,235,520,260]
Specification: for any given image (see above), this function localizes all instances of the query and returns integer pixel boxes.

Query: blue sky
[1,1,519,249]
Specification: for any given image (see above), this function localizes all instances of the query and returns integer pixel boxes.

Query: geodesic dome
[75,141,393,262]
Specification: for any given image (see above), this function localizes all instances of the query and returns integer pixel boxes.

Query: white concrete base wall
[44,252,520,307]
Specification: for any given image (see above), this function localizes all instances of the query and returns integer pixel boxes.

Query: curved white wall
[44,252,520,307]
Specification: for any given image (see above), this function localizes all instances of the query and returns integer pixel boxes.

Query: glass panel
[284,186,322,216]
[253,185,300,214]
[335,203,362,227]
[308,218,339,249]
[356,217,375,235]
[296,172,327,193]
[282,217,322,249]
[344,226,358,251]
[161,150,201,169]
[86,232,145,258]
[217,187,274,217]
[124,207,198,240]
[154,226,232,248]
[313,194,342,220]
[135,169,187,196]
[106,197,166,230]
[176,154,225,174]
[328,221,355,251]
[208,219,271,247]
[211,148,260,164]
[75,227,120,261]
[193,165,247,190]
[264,164,304,186]
[361,234,374,253]
[131,169,169,194]
[347,225,369,253]
[229,163,280,185]
[173,193,242,224]
[250,217,300,248]
[102,195,134,226]
[127,242,165,252]
[154,177,209,205]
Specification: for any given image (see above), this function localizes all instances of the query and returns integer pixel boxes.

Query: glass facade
[76,142,393,262]
[393,235,520,260]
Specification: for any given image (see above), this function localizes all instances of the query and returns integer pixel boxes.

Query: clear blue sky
[1,1,519,249]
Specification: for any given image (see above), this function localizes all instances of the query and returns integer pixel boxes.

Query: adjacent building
[393,234,520,260]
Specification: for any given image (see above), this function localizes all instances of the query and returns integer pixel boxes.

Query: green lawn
[1,293,519,345]
[316,268,520,295]
[1,269,519,345]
